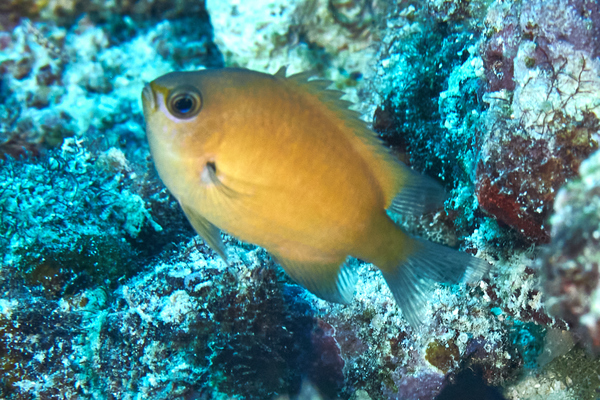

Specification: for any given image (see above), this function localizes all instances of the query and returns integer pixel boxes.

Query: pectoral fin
[275,254,357,304]
[181,203,228,263]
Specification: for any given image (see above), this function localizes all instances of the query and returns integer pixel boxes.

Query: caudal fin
[380,238,490,328]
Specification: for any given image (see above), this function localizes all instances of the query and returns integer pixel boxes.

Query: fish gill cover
[0,0,599,399]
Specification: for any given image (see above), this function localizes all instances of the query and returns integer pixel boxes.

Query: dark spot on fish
[207,161,216,174]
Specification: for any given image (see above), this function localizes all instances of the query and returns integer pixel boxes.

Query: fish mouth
[142,83,156,111]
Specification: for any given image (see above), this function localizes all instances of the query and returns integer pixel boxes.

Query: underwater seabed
[1,0,600,399]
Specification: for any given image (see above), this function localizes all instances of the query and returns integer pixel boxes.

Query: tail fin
[380,238,490,328]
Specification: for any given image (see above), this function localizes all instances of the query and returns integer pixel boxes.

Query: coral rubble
[1,0,600,399]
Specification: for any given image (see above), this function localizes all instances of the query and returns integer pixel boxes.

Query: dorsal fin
[277,69,408,208]
[274,66,287,78]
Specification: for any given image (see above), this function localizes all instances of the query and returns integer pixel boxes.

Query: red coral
[476,117,598,243]
[476,175,549,242]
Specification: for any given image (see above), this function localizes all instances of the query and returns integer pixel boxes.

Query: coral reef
[541,150,600,352]
[475,0,600,244]
[0,4,221,161]
[206,0,387,104]
[372,0,599,245]
[1,0,600,399]
[1,0,212,29]
[0,241,347,398]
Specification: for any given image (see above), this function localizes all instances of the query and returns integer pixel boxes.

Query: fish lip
[142,83,156,111]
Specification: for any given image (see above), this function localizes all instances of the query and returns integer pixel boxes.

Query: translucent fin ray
[381,238,490,328]
[389,165,447,217]
[274,66,287,77]
[276,255,357,304]
[180,203,228,263]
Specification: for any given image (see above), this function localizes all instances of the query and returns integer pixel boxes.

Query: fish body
[142,67,489,326]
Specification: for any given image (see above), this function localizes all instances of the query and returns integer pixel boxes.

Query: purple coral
[481,16,520,92]
[520,0,600,58]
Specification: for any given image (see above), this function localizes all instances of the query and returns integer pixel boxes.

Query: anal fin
[276,254,357,304]
[181,203,228,263]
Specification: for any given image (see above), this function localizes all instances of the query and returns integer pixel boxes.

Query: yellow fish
[142,67,489,326]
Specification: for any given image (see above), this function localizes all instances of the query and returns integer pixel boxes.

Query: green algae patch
[545,346,600,400]
[425,339,460,373]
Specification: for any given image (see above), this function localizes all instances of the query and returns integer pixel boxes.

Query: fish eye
[167,87,202,119]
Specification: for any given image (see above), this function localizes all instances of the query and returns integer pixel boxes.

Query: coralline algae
[1,0,600,399]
